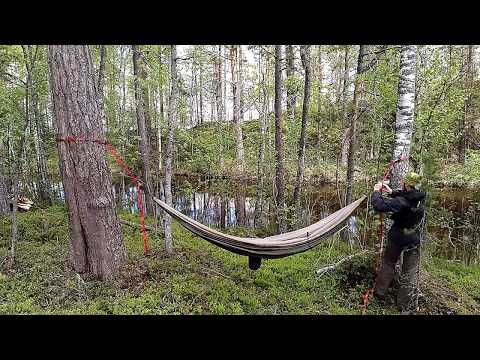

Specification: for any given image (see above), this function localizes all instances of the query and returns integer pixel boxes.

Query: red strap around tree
[56,135,149,255]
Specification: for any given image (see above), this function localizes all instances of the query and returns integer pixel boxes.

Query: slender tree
[47,45,127,280]
[229,45,245,174]
[343,45,366,244]
[132,45,155,214]
[286,45,296,122]
[458,45,474,164]
[274,45,286,233]
[293,45,312,216]
[164,45,178,255]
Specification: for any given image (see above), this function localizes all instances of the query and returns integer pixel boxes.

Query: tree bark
[229,45,246,175]
[216,46,225,171]
[164,45,178,255]
[274,45,286,233]
[390,45,417,189]
[0,151,8,216]
[47,45,127,280]
[316,45,323,156]
[340,46,350,166]
[343,45,366,245]
[293,46,312,217]
[286,45,296,122]
[132,45,155,215]
[458,45,474,164]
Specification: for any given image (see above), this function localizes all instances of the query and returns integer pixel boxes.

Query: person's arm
[371,191,407,213]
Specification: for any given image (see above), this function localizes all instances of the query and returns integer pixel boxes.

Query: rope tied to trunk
[56,135,149,255]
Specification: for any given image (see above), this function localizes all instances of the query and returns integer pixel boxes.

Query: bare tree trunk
[132,45,155,215]
[390,45,417,188]
[216,46,225,171]
[239,45,245,121]
[293,46,312,217]
[274,45,286,233]
[47,45,127,280]
[343,45,366,245]
[98,45,106,98]
[286,45,296,122]
[458,45,474,164]
[10,174,18,264]
[229,45,245,175]
[0,151,8,216]
[316,45,323,156]
[164,45,178,255]
[254,49,268,227]
[340,46,350,166]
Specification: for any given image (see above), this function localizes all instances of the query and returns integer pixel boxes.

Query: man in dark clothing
[371,172,426,313]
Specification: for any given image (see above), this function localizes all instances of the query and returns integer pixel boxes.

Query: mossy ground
[0,205,479,315]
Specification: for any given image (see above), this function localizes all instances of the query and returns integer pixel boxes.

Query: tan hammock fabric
[153,195,367,259]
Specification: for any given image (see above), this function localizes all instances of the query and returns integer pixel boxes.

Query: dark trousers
[374,239,420,312]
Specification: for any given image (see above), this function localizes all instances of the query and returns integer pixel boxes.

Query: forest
[0,44,479,315]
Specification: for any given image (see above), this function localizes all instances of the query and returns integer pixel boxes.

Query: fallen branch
[316,250,370,276]
[119,219,155,232]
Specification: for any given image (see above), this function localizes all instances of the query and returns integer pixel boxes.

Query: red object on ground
[361,154,409,314]
[56,135,149,255]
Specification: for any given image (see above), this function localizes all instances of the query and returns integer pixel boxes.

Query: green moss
[0,206,478,315]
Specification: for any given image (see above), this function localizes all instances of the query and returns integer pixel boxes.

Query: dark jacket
[371,188,426,248]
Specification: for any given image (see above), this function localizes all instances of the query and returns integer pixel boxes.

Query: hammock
[153,195,367,268]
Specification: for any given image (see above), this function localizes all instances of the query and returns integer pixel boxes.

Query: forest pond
[109,175,480,266]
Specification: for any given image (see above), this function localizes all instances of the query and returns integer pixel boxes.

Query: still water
[115,175,480,265]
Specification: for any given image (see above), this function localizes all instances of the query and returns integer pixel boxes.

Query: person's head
[402,172,423,191]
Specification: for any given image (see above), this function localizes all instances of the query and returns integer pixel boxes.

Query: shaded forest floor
[0,205,479,315]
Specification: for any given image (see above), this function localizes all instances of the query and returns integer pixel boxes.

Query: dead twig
[316,250,370,276]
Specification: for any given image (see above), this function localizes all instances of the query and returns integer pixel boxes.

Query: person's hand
[373,180,393,193]
[373,181,383,192]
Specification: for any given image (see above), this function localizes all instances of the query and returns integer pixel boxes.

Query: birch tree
[164,45,178,255]
[390,45,418,188]
[274,45,286,233]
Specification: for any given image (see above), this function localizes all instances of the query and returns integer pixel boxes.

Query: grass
[0,205,479,315]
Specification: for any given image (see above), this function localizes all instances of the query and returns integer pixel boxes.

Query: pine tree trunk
[164,45,178,255]
[293,46,312,218]
[229,45,245,175]
[216,46,225,171]
[47,45,127,280]
[274,45,286,233]
[132,45,155,215]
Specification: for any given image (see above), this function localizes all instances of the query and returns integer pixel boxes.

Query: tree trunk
[458,45,474,164]
[343,45,366,245]
[293,46,312,218]
[132,45,155,215]
[0,152,8,216]
[216,46,225,171]
[239,45,245,121]
[229,45,245,175]
[286,45,296,122]
[98,45,106,99]
[164,45,178,255]
[390,45,417,189]
[340,46,350,166]
[47,45,127,280]
[274,45,286,233]
[316,45,323,156]
[254,49,268,227]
